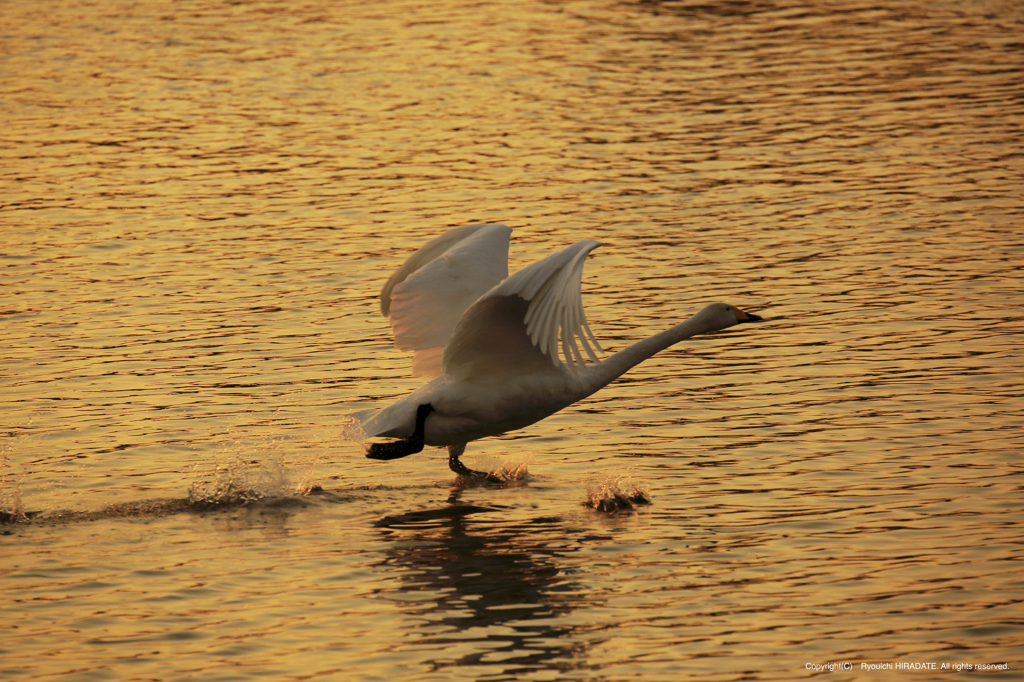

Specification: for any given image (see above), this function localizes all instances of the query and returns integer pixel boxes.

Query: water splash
[490,458,530,482]
[464,454,531,484]
[584,474,652,513]
[340,414,367,443]
[0,454,28,524]
[187,444,321,509]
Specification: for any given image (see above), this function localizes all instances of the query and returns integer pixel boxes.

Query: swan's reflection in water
[373,489,609,675]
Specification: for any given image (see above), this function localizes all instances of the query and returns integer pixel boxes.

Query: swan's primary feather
[442,239,603,381]
[382,224,511,378]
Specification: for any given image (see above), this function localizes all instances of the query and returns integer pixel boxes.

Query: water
[2,0,1022,679]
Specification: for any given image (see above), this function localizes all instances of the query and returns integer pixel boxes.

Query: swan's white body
[357,224,761,471]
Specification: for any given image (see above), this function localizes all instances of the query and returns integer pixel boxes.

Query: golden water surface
[2,0,1022,680]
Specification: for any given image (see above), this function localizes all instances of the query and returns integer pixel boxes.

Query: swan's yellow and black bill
[734,308,763,323]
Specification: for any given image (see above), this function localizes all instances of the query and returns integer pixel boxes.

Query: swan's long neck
[580,315,712,398]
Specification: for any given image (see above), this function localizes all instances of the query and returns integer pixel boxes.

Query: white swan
[357,224,763,478]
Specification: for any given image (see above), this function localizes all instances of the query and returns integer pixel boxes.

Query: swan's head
[697,303,764,332]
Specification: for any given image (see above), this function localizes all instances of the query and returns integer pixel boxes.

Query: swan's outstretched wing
[381,224,511,378]
[442,239,603,381]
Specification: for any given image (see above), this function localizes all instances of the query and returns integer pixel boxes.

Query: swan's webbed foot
[366,438,425,461]
[448,456,502,482]
[447,444,503,483]
[366,403,434,461]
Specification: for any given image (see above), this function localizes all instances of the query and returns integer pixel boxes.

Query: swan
[357,224,762,479]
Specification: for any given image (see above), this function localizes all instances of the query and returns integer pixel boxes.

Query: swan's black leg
[447,443,477,476]
[447,444,501,482]
[366,403,433,461]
